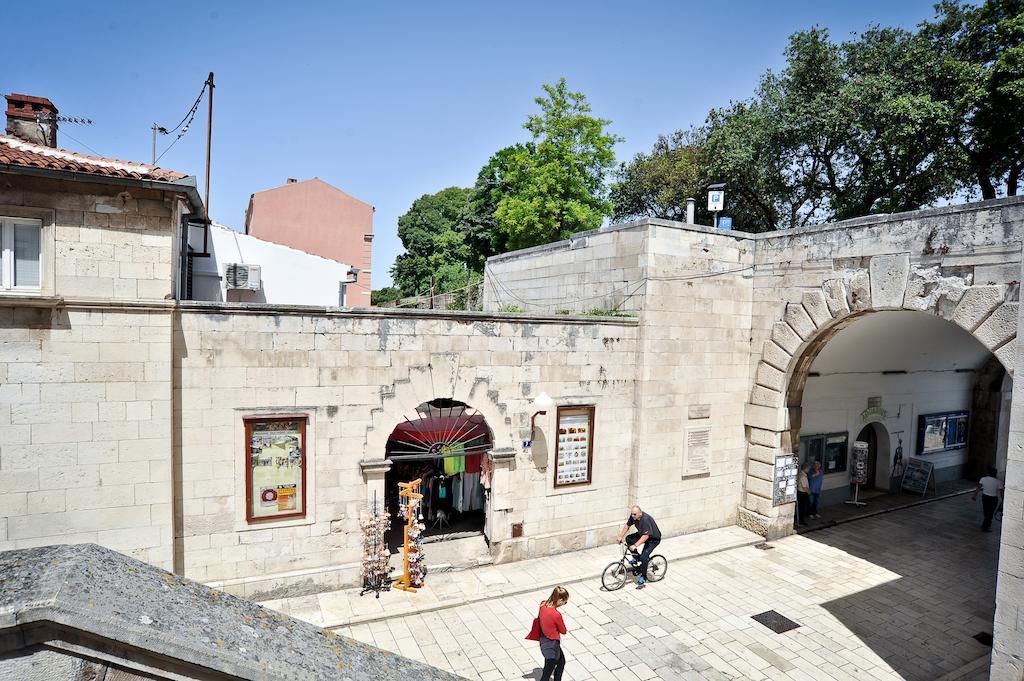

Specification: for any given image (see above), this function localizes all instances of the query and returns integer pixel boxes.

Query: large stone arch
[739,254,1018,537]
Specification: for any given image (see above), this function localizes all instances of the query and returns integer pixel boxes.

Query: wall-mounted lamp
[530,392,554,441]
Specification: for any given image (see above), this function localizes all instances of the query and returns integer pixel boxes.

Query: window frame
[553,405,595,489]
[800,431,849,474]
[244,415,308,523]
[0,217,43,291]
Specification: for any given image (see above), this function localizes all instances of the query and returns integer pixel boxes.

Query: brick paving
[327,495,999,680]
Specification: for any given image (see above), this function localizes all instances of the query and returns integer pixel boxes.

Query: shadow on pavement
[804,495,998,681]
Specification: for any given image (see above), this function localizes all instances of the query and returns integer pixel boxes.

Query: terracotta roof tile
[0,134,187,182]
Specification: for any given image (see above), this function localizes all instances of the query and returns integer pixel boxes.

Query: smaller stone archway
[741,254,1018,538]
[853,421,890,490]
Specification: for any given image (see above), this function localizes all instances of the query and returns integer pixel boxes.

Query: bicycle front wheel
[601,561,628,591]
[647,555,668,582]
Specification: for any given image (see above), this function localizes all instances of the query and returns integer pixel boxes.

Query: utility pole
[204,72,215,224]
[151,124,158,165]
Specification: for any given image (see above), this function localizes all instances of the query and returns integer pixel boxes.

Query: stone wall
[991,241,1024,680]
[173,305,640,597]
[486,221,758,538]
[0,177,181,569]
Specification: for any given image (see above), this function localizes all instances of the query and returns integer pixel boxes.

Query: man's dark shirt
[626,512,661,540]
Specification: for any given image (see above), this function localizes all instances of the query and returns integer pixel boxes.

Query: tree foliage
[492,79,622,250]
[390,186,475,296]
[613,0,1024,231]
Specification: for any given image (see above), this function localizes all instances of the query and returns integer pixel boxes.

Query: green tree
[611,128,707,223]
[370,286,404,306]
[923,0,1024,198]
[390,186,475,296]
[492,79,622,249]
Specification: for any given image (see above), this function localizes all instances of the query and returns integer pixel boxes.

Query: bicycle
[601,543,667,590]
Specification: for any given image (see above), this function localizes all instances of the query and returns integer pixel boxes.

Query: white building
[188,223,360,307]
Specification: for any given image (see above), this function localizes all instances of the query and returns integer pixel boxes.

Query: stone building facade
[2,131,1022,676]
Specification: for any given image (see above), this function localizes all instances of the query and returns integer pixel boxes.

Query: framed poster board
[917,411,968,454]
[554,406,594,488]
[245,416,307,522]
[773,454,799,506]
[901,457,935,497]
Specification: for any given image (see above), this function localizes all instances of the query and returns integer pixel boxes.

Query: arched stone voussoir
[802,291,831,328]
[770,322,802,355]
[822,278,851,317]
[784,303,816,340]
[975,303,1019,354]
[869,253,911,308]
[762,340,792,372]
[755,362,786,392]
[951,285,1008,331]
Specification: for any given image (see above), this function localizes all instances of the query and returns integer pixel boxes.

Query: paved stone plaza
[329,496,999,680]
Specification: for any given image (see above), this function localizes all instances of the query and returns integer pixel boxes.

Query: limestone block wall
[0,176,181,302]
[483,222,649,313]
[0,304,174,569]
[173,305,639,598]
[485,219,759,539]
[630,225,755,536]
[991,241,1024,680]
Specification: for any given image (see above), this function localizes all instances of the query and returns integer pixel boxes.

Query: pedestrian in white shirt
[973,467,1003,533]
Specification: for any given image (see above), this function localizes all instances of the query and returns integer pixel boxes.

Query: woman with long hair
[526,586,569,681]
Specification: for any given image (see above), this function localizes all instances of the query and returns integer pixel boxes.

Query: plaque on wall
[688,404,711,420]
[683,426,711,476]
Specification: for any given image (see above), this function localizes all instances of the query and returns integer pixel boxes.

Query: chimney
[286,178,298,184]
[5,93,58,147]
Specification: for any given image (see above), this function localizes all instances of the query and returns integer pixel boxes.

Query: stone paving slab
[317,496,1000,681]
[261,525,763,629]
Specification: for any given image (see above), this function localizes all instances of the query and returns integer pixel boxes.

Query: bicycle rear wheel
[601,561,628,591]
[647,555,668,582]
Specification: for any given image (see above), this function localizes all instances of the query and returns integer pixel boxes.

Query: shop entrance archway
[384,398,493,553]
[853,421,890,492]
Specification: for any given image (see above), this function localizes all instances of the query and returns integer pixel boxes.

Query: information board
[901,458,935,497]
[773,454,799,506]
[851,441,869,485]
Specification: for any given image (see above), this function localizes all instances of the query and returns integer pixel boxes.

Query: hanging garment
[462,472,481,511]
[452,473,464,512]
[465,454,482,474]
[481,455,492,489]
[443,456,460,475]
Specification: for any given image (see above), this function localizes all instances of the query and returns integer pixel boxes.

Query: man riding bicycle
[616,505,661,589]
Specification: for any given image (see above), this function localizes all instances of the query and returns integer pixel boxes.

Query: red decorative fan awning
[387,408,492,458]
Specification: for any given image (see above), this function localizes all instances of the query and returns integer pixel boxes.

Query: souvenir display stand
[358,492,393,598]
[393,478,427,593]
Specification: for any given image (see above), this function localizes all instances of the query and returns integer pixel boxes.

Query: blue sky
[5,1,941,287]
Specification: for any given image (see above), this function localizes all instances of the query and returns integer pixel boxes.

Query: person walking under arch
[974,467,1004,532]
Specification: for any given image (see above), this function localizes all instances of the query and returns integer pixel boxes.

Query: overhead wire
[154,80,209,164]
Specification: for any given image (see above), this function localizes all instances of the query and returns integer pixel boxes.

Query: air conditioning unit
[224,263,261,290]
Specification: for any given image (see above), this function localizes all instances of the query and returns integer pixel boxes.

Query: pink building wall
[245,178,374,305]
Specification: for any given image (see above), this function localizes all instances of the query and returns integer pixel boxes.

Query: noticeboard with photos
[245,416,307,522]
[554,406,595,488]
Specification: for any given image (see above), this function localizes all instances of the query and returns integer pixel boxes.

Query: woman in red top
[536,586,569,681]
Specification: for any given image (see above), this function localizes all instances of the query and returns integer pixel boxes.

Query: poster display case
[245,416,307,522]
[554,406,595,488]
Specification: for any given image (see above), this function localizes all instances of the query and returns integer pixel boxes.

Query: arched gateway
[739,256,1018,538]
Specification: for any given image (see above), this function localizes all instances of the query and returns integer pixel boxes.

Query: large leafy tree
[390,186,475,296]
[923,0,1024,198]
[611,128,707,223]
[492,79,622,249]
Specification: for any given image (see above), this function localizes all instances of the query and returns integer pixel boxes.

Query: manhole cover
[973,632,993,646]
[751,610,800,634]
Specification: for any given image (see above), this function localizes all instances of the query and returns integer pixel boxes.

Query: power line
[154,79,209,164]
[58,129,104,157]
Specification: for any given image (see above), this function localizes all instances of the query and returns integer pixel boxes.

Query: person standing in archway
[796,463,811,527]
[808,461,824,519]
[973,467,1004,532]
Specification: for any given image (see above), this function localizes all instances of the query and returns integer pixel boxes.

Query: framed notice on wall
[554,406,595,488]
[245,416,307,522]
